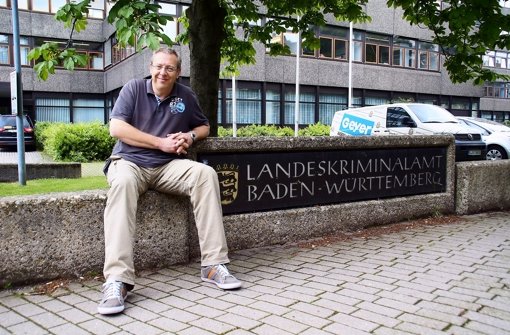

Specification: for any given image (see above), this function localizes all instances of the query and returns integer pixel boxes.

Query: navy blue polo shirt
[110,79,209,168]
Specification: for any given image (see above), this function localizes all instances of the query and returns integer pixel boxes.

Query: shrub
[218,123,330,137]
[34,121,57,150]
[298,122,330,136]
[40,122,115,162]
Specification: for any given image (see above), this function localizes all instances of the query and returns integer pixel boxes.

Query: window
[33,38,104,70]
[18,0,28,10]
[51,0,66,13]
[88,0,105,18]
[483,51,495,67]
[226,84,262,124]
[335,40,347,60]
[32,0,50,12]
[365,94,390,106]
[365,33,390,65]
[111,36,135,64]
[393,38,416,68]
[386,107,413,127]
[266,86,281,124]
[268,31,300,55]
[35,96,106,123]
[495,51,508,69]
[318,26,348,60]
[283,32,299,55]
[352,31,363,62]
[319,38,333,58]
[451,97,470,113]
[0,34,8,64]
[491,82,510,99]
[0,0,7,7]
[284,89,315,125]
[35,98,71,123]
[73,98,105,123]
[89,52,103,70]
[158,2,178,40]
[319,92,347,124]
[20,37,30,66]
[418,41,440,70]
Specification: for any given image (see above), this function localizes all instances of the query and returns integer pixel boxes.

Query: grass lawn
[0,176,108,197]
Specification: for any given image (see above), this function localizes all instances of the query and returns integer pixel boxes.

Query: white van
[330,103,486,161]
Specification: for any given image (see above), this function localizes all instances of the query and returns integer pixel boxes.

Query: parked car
[457,117,510,160]
[0,114,36,151]
[330,103,487,161]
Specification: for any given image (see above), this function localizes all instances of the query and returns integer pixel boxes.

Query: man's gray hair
[151,48,182,70]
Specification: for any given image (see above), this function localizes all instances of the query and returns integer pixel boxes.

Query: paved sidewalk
[1,211,510,335]
[0,149,54,164]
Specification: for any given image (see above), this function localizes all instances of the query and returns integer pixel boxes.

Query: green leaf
[27,47,41,61]
[74,18,88,32]
[146,33,161,50]
[64,57,75,71]
[118,6,134,18]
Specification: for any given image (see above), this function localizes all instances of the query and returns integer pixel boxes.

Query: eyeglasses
[151,64,178,73]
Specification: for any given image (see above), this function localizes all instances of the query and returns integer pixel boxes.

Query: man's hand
[157,132,189,155]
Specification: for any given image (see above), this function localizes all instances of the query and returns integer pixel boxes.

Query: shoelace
[214,264,234,281]
[102,281,123,301]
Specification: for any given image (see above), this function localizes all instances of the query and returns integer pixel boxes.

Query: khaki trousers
[103,158,230,286]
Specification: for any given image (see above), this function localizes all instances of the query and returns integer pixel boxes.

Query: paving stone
[284,309,331,328]
[252,323,295,335]
[160,308,201,323]
[323,322,373,335]
[216,312,261,330]
[249,301,290,316]
[0,311,26,328]
[190,317,237,334]
[8,320,48,335]
[463,320,510,335]
[260,314,309,334]
[158,295,196,309]
[352,309,401,328]
[328,312,379,332]
[395,321,448,335]
[79,318,120,335]
[0,212,509,335]
[120,320,163,335]
[397,313,449,330]
[463,310,510,332]
[39,299,73,313]
[50,323,91,335]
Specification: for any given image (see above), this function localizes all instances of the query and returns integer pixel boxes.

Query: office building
[1,0,509,126]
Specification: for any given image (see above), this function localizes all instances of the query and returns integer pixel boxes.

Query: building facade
[0,0,509,127]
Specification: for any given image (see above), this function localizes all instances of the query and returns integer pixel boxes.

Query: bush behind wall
[36,122,116,162]
[34,122,330,162]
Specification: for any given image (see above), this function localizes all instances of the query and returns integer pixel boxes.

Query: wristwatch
[189,131,197,143]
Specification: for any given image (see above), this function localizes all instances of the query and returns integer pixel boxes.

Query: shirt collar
[146,79,179,101]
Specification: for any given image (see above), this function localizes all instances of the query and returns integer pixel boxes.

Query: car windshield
[470,118,510,131]
[406,104,458,123]
[0,116,31,128]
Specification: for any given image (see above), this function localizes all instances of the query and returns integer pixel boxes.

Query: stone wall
[455,160,510,215]
[3,136,509,287]
[0,163,81,182]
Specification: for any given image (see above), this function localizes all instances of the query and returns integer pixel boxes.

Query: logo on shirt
[169,97,186,114]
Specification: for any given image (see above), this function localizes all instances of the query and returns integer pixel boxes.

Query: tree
[29,0,510,135]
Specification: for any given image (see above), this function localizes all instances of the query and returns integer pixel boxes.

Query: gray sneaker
[97,280,128,315]
[201,264,242,290]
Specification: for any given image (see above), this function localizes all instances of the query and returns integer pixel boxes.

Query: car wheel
[486,145,508,160]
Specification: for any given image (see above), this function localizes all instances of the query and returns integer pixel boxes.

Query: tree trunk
[187,0,226,137]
